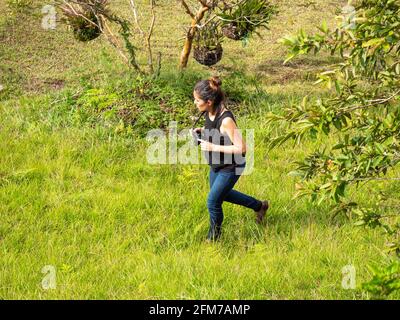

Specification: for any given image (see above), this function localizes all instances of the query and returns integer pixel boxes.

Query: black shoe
[255,200,269,224]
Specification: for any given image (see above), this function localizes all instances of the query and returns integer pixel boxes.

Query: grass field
[1,0,398,299]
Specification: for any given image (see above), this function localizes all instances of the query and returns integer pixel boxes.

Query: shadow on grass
[254,56,343,85]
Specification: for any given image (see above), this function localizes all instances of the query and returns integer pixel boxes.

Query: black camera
[191,111,205,146]
[191,129,202,146]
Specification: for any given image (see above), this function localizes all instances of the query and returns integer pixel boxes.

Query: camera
[191,111,205,146]
[191,129,202,146]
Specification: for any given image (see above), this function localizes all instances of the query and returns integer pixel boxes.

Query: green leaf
[362,38,385,48]
[320,182,332,189]
[283,53,296,65]
[318,20,328,34]
[288,170,304,177]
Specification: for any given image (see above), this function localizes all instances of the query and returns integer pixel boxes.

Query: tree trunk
[179,5,210,70]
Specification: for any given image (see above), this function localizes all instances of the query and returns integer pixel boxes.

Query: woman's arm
[194,126,205,132]
[199,117,246,155]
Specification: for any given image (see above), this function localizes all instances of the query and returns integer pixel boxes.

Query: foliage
[267,0,400,297]
[5,0,34,13]
[363,261,400,299]
[71,75,195,136]
[60,1,108,42]
[194,19,224,49]
[217,0,278,39]
[178,0,278,67]
[58,0,152,74]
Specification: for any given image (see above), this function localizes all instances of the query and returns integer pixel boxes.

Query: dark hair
[194,76,225,112]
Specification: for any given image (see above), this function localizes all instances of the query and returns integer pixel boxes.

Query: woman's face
[193,91,212,112]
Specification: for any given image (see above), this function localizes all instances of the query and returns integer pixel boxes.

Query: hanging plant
[60,0,108,42]
[221,23,247,41]
[218,0,277,41]
[193,20,224,66]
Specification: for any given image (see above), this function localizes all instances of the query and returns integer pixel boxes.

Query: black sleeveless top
[203,109,246,172]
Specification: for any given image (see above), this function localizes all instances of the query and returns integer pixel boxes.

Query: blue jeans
[207,167,262,240]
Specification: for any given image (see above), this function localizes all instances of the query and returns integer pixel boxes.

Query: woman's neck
[208,105,224,117]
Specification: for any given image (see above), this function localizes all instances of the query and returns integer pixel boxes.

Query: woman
[192,76,269,241]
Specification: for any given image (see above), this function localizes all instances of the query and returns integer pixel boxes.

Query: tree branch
[129,0,145,36]
[147,0,157,73]
[179,0,195,19]
[336,89,400,117]
[179,0,211,69]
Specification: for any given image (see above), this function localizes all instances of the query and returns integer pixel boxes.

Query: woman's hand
[189,127,203,137]
[198,139,216,152]
[190,128,202,140]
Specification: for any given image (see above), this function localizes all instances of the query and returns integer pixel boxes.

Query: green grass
[0,90,393,299]
[1,0,398,300]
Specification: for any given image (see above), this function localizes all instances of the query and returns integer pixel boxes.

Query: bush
[71,75,196,136]
[6,0,34,14]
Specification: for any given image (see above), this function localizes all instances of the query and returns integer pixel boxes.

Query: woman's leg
[209,168,218,189]
[209,169,262,212]
[206,170,240,240]
[224,189,262,212]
